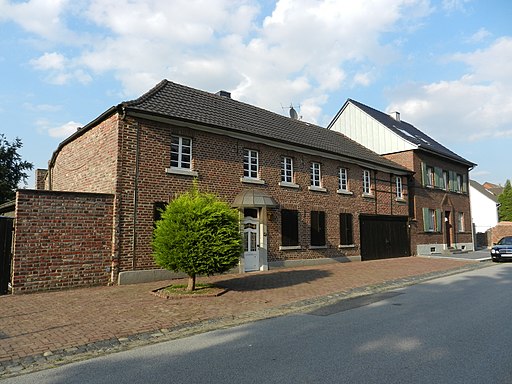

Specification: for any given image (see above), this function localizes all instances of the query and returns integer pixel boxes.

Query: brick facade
[12,190,115,293]
[385,150,473,254]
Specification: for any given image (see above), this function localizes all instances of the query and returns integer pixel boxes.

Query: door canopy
[232,189,278,208]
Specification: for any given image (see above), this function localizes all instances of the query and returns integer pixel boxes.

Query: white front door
[243,217,259,272]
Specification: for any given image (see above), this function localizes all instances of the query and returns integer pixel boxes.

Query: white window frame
[170,135,192,170]
[426,166,435,187]
[339,168,348,191]
[457,212,465,232]
[363,170,372,195]
[396,176,403,199]
[311,162,321,187]
[456,174,463,193]
[243,149,259,179]
[281,157,293,183]
[427,209,436,232]
[166,135,198,177]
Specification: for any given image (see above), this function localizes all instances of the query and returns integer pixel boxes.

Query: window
[310,211,326,246]
[426,166,435,187]
[396,176,403,199]
[281,209,299,246]
[339,168,348,191]
[423,208,442,232]
[443,171,449,191]
[243,149,259,179]
[363,170,372,195]
[153,201,167,227]
[171,136,192,169]
[311,162,321,187]
[457,212,464,232]
[456,174,463,193]
[339,213,353,245]
[281,157,293,183]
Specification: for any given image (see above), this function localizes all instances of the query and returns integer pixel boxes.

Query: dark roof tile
[123,80,409,173]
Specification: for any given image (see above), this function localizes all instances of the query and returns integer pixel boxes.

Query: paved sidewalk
[0,257,491,378]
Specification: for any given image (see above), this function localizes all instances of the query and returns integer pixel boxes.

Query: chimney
[390,111,400,121]
[216,90,231,98]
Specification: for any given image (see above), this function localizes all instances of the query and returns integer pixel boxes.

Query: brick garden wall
[12,190,115,294]
[488,221,512,245]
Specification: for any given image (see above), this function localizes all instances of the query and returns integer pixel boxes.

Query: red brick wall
[12,190,115,294]
[489,222,512,245]
[49,113,119,194]
[116,117,409,270]
[385,150,473,254]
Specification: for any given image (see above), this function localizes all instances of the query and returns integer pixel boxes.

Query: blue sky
[1,0,511,188]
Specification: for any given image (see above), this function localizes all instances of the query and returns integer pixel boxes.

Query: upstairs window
[339,168,348,191]
[281,157,294,183]
[396,176,403,199]
[171,136,192,169]
[243,149,259,179]
[311,162,321,187]
[363,170,372,195]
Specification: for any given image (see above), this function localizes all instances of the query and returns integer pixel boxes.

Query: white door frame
[243,216,260,272]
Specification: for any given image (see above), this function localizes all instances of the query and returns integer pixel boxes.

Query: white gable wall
[470,184,499,233]
[330,103,416,155]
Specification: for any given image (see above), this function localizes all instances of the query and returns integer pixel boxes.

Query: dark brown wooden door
[360,215,410,261]
[0,217,13,295]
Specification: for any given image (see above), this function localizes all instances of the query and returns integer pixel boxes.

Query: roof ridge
[123,79,170,106]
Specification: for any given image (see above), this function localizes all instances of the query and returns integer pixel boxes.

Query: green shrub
[152,183,242,291]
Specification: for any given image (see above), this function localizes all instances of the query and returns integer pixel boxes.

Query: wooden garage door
[359,215,410,261]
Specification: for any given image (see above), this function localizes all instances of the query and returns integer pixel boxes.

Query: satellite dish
[289,106,298,120]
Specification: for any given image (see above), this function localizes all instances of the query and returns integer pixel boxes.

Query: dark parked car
[491,236,512,262]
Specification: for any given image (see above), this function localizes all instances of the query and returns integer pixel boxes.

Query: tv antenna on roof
[281,103,301,120]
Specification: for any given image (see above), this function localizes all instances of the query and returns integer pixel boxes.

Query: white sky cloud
[9,0,434,123]
[48,121,82,138]
[387,36,512,143]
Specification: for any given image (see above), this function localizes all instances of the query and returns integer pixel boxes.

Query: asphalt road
[3,263,511,384]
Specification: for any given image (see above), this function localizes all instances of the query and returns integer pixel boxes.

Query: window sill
[279,245,302,251]
[310,245,328,249]
[337,189,353,195]
[338,244,356,249]
[165,168,198,177]
[308,186,327,193]
[362,193,375,199]
[279,181,300,189]
[240,177,265,185]
[395,197,407,203]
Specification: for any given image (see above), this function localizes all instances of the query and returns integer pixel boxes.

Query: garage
[359,215,410,261]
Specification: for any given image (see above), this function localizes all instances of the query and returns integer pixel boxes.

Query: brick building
[6,80,413,292]
[328,99,475,255]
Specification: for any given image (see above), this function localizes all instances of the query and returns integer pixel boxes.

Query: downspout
[132,120,141,270]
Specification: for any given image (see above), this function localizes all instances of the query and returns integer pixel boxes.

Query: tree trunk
[187,274,196,291]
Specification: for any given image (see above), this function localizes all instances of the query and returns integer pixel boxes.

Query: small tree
[152,183,242,291]
[498,180,512,221]
[0,134,33,204]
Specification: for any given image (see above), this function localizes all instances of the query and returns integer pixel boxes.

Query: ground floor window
[281,209,299,246]
[339,213,353,245]
[311,211,326,246]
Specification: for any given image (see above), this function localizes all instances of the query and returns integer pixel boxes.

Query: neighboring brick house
[32,80,412,287]
[328,99,475,255]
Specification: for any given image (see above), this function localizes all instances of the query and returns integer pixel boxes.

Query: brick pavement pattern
[0,257,486,377]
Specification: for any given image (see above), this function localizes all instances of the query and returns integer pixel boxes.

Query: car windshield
[498,237,512,246]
